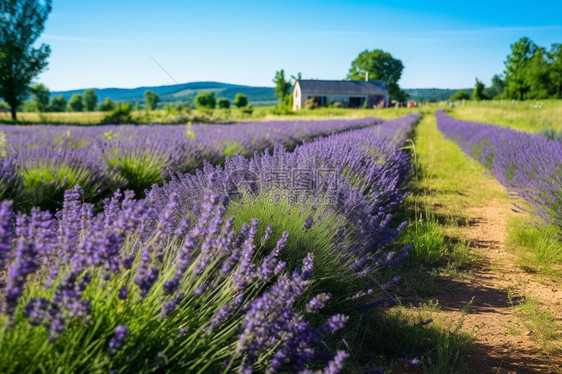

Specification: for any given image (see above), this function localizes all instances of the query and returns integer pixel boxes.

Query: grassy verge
[507,290,562,360]
[359,112,491,372]
[507,216,562,281]
[448,100,562,133]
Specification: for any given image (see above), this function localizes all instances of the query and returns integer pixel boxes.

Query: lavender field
[436,110,562,229]
[0,117,379,211]
[0,114,423,373]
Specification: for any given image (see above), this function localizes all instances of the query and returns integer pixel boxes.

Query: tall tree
[346,49,405,101]
[144,90,159,110]
[503,37,536,99]
[0,0,52,120]
[82,89,98,111]
[549,44,562,98]
[273,69,291,106]
[30,83,50,112]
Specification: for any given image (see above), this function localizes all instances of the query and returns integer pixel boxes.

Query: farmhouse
[291,79,388,111]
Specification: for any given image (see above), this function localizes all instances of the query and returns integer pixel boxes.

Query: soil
[433,199,562,373]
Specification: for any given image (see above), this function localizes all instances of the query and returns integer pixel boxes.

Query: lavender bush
[0,114,420,372]
[436,111,562,229]
[0,117,381,207]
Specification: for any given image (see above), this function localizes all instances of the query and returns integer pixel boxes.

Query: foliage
[99,97,115,112]
[273,69,291,106]
[233,93,248,108]
[0,0,52,120]
[66,93,84,112]
[217,97,230,109]
[194,91,216,112]
[472,78,487,101]
[29,83,50,112]
[483,74,505,99]
[347,49,405,101]
[0,117,381,209]
[0,115,420,373]
[449,90,470,101]
[241,104,254,115]
[144,90,159,110]
[503,37,562,100]
[82,88,98,111]
[47,95,66,112]
[101,102,134,124]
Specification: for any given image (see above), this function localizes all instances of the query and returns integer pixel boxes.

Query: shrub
[66,93,84,112]
[101,103,134,124]
[233,93,248,108]
[194,92,216,112]
[217,97,230,109]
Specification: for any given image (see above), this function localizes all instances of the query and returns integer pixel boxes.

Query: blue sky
[37,0,562,91]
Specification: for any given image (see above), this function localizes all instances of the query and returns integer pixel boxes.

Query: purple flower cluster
[152,114,420,276]
[0,114,419,372]
[0,117,381,206]
[436,111,562,228]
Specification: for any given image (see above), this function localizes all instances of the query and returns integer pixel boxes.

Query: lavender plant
[0,117,381,207]
[436,110,562,229]
[0,114,421,372]
[0,189,347,373]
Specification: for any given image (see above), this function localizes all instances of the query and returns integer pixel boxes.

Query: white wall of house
[292,84,302,111]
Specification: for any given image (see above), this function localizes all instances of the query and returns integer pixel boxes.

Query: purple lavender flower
[109,325,129,352]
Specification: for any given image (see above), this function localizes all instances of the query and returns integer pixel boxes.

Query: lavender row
[0,114,419,372]
[436,110,562,228]
[0,117,380,210]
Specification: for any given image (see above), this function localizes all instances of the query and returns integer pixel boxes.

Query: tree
[29,83,50,112]
[82,89,98,111]
[0,0,52,120]
[98,97,115,112]
[346,49,404,101]
[48,95,66,112]
[449,90,471,101]
[503,37,536,100]
[472,78,487,100]
[273,69,291,106]
[67,93,84,112]
[549,44,562,98]
[483,74,505,98]
[217,97,230,109]
[194,92,216,112]
[233,93,248,108]
[525,46,551,99]
[144,90,159,110]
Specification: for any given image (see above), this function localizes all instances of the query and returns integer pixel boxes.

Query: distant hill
[52,82,472,107]
[52,82,278,107]
[404,88,472,102]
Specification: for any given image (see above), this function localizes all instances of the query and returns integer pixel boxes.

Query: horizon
[38,0,562,91]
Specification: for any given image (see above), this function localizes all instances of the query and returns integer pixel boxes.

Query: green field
[448,100,562,133]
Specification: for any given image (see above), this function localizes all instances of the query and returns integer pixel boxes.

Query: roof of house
[295,79,387,95]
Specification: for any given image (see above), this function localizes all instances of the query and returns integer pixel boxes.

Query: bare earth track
[435,198,562,373]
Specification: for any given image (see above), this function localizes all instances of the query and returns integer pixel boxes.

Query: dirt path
[434,198,562,373]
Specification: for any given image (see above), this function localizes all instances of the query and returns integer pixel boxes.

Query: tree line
[451,37,562,101]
